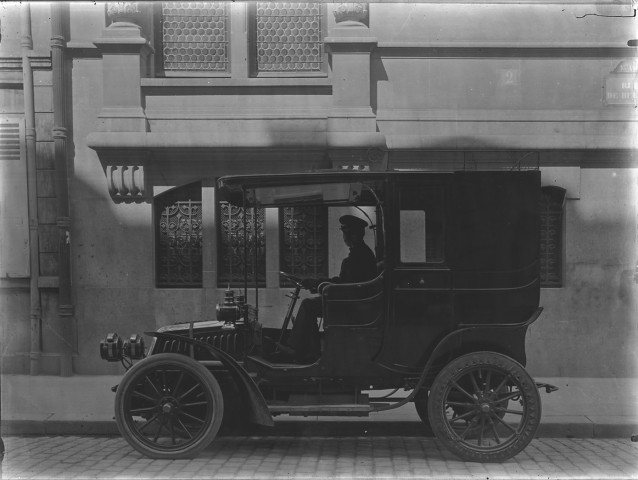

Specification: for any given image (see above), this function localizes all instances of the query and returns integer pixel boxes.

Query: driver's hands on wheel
[301,278,320,292]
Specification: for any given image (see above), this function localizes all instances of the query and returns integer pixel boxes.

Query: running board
[268,404,372,416]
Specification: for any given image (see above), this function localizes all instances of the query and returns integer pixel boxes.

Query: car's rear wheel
[427,351,540,463]
[115,353,224,459]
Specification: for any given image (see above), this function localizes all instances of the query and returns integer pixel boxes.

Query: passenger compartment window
[399,186,444,264]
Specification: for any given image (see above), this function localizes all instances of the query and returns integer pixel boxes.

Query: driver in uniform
[280,214,377,363]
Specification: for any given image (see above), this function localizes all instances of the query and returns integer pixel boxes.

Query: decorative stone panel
[333,3,369,27]
[106,2,141,24]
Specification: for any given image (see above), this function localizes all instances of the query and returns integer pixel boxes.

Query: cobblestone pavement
[1,436,637,479]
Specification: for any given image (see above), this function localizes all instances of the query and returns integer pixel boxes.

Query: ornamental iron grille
[254,2,323,73]
[539,186,566,288]
[280,206,328,285]
[155,183,203,288]
[218,202,266,287]
[161,2,229,73]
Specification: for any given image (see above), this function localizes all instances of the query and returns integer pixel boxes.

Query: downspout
[21,4,41,376]
[51,3,74,376]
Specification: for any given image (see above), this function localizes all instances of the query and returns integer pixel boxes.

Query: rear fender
[423,307,544,379]
[373,307,543,412]
[147,331,274,427]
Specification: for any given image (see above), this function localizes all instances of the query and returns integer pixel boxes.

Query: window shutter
[0,118,29,277]
[0,121,22,161]
[539,186,566,288]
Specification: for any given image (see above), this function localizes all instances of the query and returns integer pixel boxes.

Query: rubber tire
[115,353,224,459]
[427,351,541,463]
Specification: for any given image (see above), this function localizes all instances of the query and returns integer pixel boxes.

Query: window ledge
[142,76,332,89]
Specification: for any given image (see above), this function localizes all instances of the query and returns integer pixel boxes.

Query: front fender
[146,331,274,427]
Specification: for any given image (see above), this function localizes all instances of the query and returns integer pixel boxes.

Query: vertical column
[21,3,42,376]
[93,2,152,132]
[51,2,73,376]
[325,3,376,132]
[325,3,386,170]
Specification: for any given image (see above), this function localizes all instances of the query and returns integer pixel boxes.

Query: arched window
[154,183,203,288]
[539,186,566,288]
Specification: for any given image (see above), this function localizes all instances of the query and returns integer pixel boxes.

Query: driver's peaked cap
[339,215,368,232]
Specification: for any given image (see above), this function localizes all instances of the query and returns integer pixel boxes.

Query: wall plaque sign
[604,77,637,105]
[605,59,638,105]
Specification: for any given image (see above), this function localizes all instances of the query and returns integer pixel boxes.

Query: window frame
[396,184,446,266]
[246,2,328,78]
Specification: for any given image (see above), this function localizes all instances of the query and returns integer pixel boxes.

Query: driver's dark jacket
[331,240,377,284]
[287,240,377,358]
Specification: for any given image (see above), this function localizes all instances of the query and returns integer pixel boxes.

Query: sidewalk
[2,375,638,438]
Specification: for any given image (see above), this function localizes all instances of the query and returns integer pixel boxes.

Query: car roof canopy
[217,171,390,207]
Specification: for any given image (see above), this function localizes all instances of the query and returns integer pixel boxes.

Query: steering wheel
[279,271,305,289]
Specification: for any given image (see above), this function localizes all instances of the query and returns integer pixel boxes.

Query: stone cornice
[324,37,378,53]
[87,131,387,150]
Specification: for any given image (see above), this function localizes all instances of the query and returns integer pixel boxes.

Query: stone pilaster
[93,2,152,132]
[325,3,385,170]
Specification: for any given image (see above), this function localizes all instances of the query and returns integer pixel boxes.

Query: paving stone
[2,436,638,479]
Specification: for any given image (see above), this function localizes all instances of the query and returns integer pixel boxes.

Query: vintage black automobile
[100,170,556,463]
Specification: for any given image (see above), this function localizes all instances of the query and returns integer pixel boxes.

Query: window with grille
[155,183,203,288]
[158,2,230,75]
[251,2,324,75]
[218,202,266,287]
[539,186,566,288]
[280,206,328,285]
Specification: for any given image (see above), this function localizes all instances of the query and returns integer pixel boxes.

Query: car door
[376,178,454,372]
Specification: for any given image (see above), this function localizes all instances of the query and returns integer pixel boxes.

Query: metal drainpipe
[21,4,42,376]
[51,3,73,377]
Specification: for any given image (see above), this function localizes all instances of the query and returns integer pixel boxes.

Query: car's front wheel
[427,351,541,463]
[115,353,224,459]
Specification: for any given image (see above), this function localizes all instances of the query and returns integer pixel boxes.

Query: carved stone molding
[106,163,148,203]
[333,3,369,27]
[106,2,141,25]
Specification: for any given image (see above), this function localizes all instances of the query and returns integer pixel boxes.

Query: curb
[3,419,637,439]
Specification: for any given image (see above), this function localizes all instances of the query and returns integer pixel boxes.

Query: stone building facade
[0,1,636,377]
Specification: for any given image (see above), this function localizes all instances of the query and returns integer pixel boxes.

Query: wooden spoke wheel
[427,352,541,463]
[115,353,224,459]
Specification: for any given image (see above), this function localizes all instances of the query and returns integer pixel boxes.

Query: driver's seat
[321,272,384,328]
